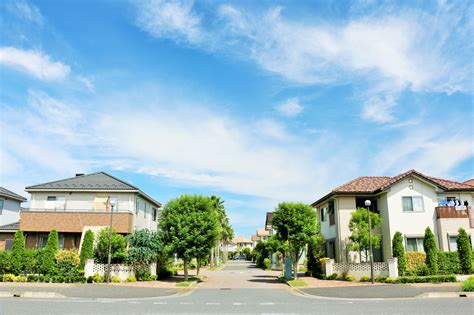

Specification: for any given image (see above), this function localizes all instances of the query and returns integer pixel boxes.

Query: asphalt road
[0,261,473,314]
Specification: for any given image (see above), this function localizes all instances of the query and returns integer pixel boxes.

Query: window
[320,207,326,222]
[406,237,424,252]
[328,201,335,226]
[144,203,147,218]
[152,207,157,221]
[0,199,4,215]
[356,198,379,213]
[55,196,66,210]
[136,200,139,215]
[326,239,336,259]
[59,234,65,250]
[402,196,424,212]
[47,196,57,201]
[448,236,458,252]
[5,239,13,250]
[39,235,48,249]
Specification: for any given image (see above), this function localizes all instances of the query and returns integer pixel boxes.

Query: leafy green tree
[348,207,382,262]
[392,231,407,275]
[457,228,472,274]
[94,228,126,263]
[423,227,438,275]
[253,241,270,269]
[126,229,161,276]
[272,202,318,280]
[40,230,59,275]
[209,196,234,265]
[79,229,94,268]
[306,223,325,277]
[0,251,12,274]
[23,249,40,274]
[241,247,252,260]
[11,230,25,275]
[159,195,219,280]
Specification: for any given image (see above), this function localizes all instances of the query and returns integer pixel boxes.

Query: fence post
[84,259,94,278]
[325,259,334,277]
[388,257,398,278]
[150,262,157,276]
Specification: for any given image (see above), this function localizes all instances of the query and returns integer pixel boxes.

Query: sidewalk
[0,283,181,299]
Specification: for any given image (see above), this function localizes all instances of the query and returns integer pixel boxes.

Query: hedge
[437,252,461,275]
[405,252,426,272]
[396,274,456,283]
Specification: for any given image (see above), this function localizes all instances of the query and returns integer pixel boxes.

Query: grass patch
[287,280,307,287]
[176,281,194,287]
[461,276,474,292]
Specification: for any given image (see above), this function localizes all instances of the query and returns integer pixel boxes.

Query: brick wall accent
[0,232,14,250]
[20,211,133,233]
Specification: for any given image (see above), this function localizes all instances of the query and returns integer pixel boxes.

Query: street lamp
[106,200,115,284]
[364,199,374,284]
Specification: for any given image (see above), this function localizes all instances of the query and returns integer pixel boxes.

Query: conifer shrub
[11,230,25,275]
[392,231,407,275]
[423,227,438,275]
[457,228,472,274]
[79,229,94,268]
[40,230,59,275]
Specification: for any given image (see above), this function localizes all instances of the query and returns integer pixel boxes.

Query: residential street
[1,261,473,314]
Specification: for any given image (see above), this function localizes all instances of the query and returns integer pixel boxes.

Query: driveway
[197,260,286,289]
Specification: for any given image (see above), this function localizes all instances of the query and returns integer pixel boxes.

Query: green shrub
[27,275,38,282]
[11,231,25,275]
[0,251,12,274]
[14,275,27,282]
[457,228,472,274]
[423,227,438,275]
[3,273,16,282]
[437,252,461,275]
[392,231,407,275]
[126,276,137,282]
[91,272,104,283]
[327,273,338,280]
[396,275,456,283]
[40,230,59,275]
[23,249,40,274]
[53,275,64,283]
[384,277,396,284]
[111,276,121,283]
[461,278,474,292]
[137,271,153,281]
[263,258,271,270]
[79,229,94,268]
[359,275,371,282]
[405,252,426,272]
[86,276,93,283]
[94,228,126,263]
[375,275,387,283]
[345,275,355,281]
[55,249,81,277]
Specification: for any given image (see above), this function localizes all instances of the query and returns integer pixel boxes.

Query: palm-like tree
[210,195,234,265]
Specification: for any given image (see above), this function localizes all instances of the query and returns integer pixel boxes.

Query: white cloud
[276,98,303,117]
[0,47,70,80]
[6,0,44,25]
[362,94,397,123]
[135,0,203,44]
[76,75,95,92]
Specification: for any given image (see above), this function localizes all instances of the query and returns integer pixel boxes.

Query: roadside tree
[348,207,382,262]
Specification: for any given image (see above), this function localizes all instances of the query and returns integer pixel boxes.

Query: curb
[0,291,65,299]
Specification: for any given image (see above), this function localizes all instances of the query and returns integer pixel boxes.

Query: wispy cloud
[276,98,303,117]
[5,0,43,26]
[76,75,95,92]
[0,47,70,80]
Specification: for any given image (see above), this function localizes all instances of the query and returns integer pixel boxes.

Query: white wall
[0,198,22,226]
[132,195,159,231]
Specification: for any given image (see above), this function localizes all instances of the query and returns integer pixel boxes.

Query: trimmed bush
[405,252,426,272]
[327,273,338,280]
[80,229,94,268]
[40,230,59,275]
[423,227,438,275]
[0,251,12,274]
[461,276,474,292]
[14,275,27,282]
[27,274,38,282]
[55,249,81,278]
[396,275,456,283]
[345,275,355,281]
[359,275,371,282]
[437,252,461,275]
[384,277,396,284]
[392,231,407,275]
[3,273,16,282]
[23,249,41,274]
[375,275,388,283]
[11,230,25,275]
[111,276,121,283]
[457,228,472,274]
[263,258,271,270]
[126,276,137,282]
[91,272,104,283]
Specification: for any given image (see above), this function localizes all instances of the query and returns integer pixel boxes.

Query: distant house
[0,187,27,250]
[312,169,474,263]
[234,236,253,251]
[20,172,161,250]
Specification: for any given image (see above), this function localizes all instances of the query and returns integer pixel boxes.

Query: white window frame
[448,235,458,252]
[402,196,424,212]
[405,237,424,252]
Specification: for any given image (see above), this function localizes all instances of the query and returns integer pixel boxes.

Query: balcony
[19,209,133,233]
[436,206,470,219]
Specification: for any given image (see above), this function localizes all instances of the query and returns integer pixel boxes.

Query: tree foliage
[348,207,382,262]
[392,231,407,275]
[209,195,234,265]
[159,195,219,280]
[126,229,161,270]
[94,228,126,263]
[272,202,318,280]
[11,230,25,275]
[423,227,438,275]
[79,229,94,268]
[40,230,59,275]
[306,223,325,277]
[457,228,472,274]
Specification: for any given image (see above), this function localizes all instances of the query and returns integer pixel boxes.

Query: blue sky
[0,0,473,238]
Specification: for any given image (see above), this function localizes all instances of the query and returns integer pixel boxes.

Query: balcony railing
[436,206,470,219]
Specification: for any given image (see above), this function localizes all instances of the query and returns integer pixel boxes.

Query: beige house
[312,169,474,263]
[234,236,253,251]
[20,172,161,250]
[251,227,271,247]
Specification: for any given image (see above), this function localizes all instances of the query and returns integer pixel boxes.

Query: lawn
[287,280,308,287]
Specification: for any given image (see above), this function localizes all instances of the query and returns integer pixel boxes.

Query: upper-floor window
[402,196,424,212]
[136,200,139,215]
[406,237,424,252]
[0,199,4,214]
[320,207,326,222]
[47,196,57,201]
[152,207,157,221]
[47,196,66,210]
[144,203,147,218]
[328,200,335,226]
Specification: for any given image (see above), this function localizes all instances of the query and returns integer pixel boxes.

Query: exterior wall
[0,198,22,226]
[386,177,440,250]
[24,232,82,249]
[437,218,474,251]
[336,196,357,263]
[133,195,159,231]
[0,232,15,250]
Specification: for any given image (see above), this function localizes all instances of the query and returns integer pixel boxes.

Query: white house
[0,187,26,226]
[312,169,474,263]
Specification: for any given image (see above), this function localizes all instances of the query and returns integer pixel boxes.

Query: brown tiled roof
[251,234,259,241]
[464,179,474,187]
[333,176,392,193]
[234,236,252,244]
[256,228,270,237]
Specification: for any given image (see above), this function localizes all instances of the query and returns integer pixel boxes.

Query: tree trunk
[196,258,201,276]
[210,247,214,268]
[183,259,189,281]
[293,255,298,280]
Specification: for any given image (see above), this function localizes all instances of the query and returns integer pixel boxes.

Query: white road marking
[259,302,275,305]
[206,302,220,305]
[154,302,167,305]
[233,302,245,305]
[99,300,114,303]
[180,302,193,305]
[128,301,140,304]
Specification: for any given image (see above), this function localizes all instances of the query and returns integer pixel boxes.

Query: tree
[209,196,234,265]
[457,228,472,274]
[94,228,126,263]
[272,202,318,280]
[159,195,219,280]
[392,231,407,276]
[348,207,382,262]
[253,241,270,269]
[11,230,25,275]
[79,229,94,268]
[423,227,438,275]
[306,223,325,277]
[126,229,161,276]
[40,230,59,275]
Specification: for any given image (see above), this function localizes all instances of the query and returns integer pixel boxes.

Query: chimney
[75,173,85,177]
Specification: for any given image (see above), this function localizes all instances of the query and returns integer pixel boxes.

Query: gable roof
[251,234,259,242]
[234,236,252,244]
[0,221,19,232]
[464,179,474,187]
[26,172,161,207]
[312,169,474,206]
[0,187,27,202]
[256,228,269,237]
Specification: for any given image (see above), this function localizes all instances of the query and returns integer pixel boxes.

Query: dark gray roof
[0,221,19,231]
[26,172,161,207]
[0,187,27,202]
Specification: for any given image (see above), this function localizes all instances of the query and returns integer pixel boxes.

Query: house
[251,227,271,247]
[20,172,161,250]
[312,169,474,263]
[0,187,27,250]
[234,236,253,252]
[265,212,273,234]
